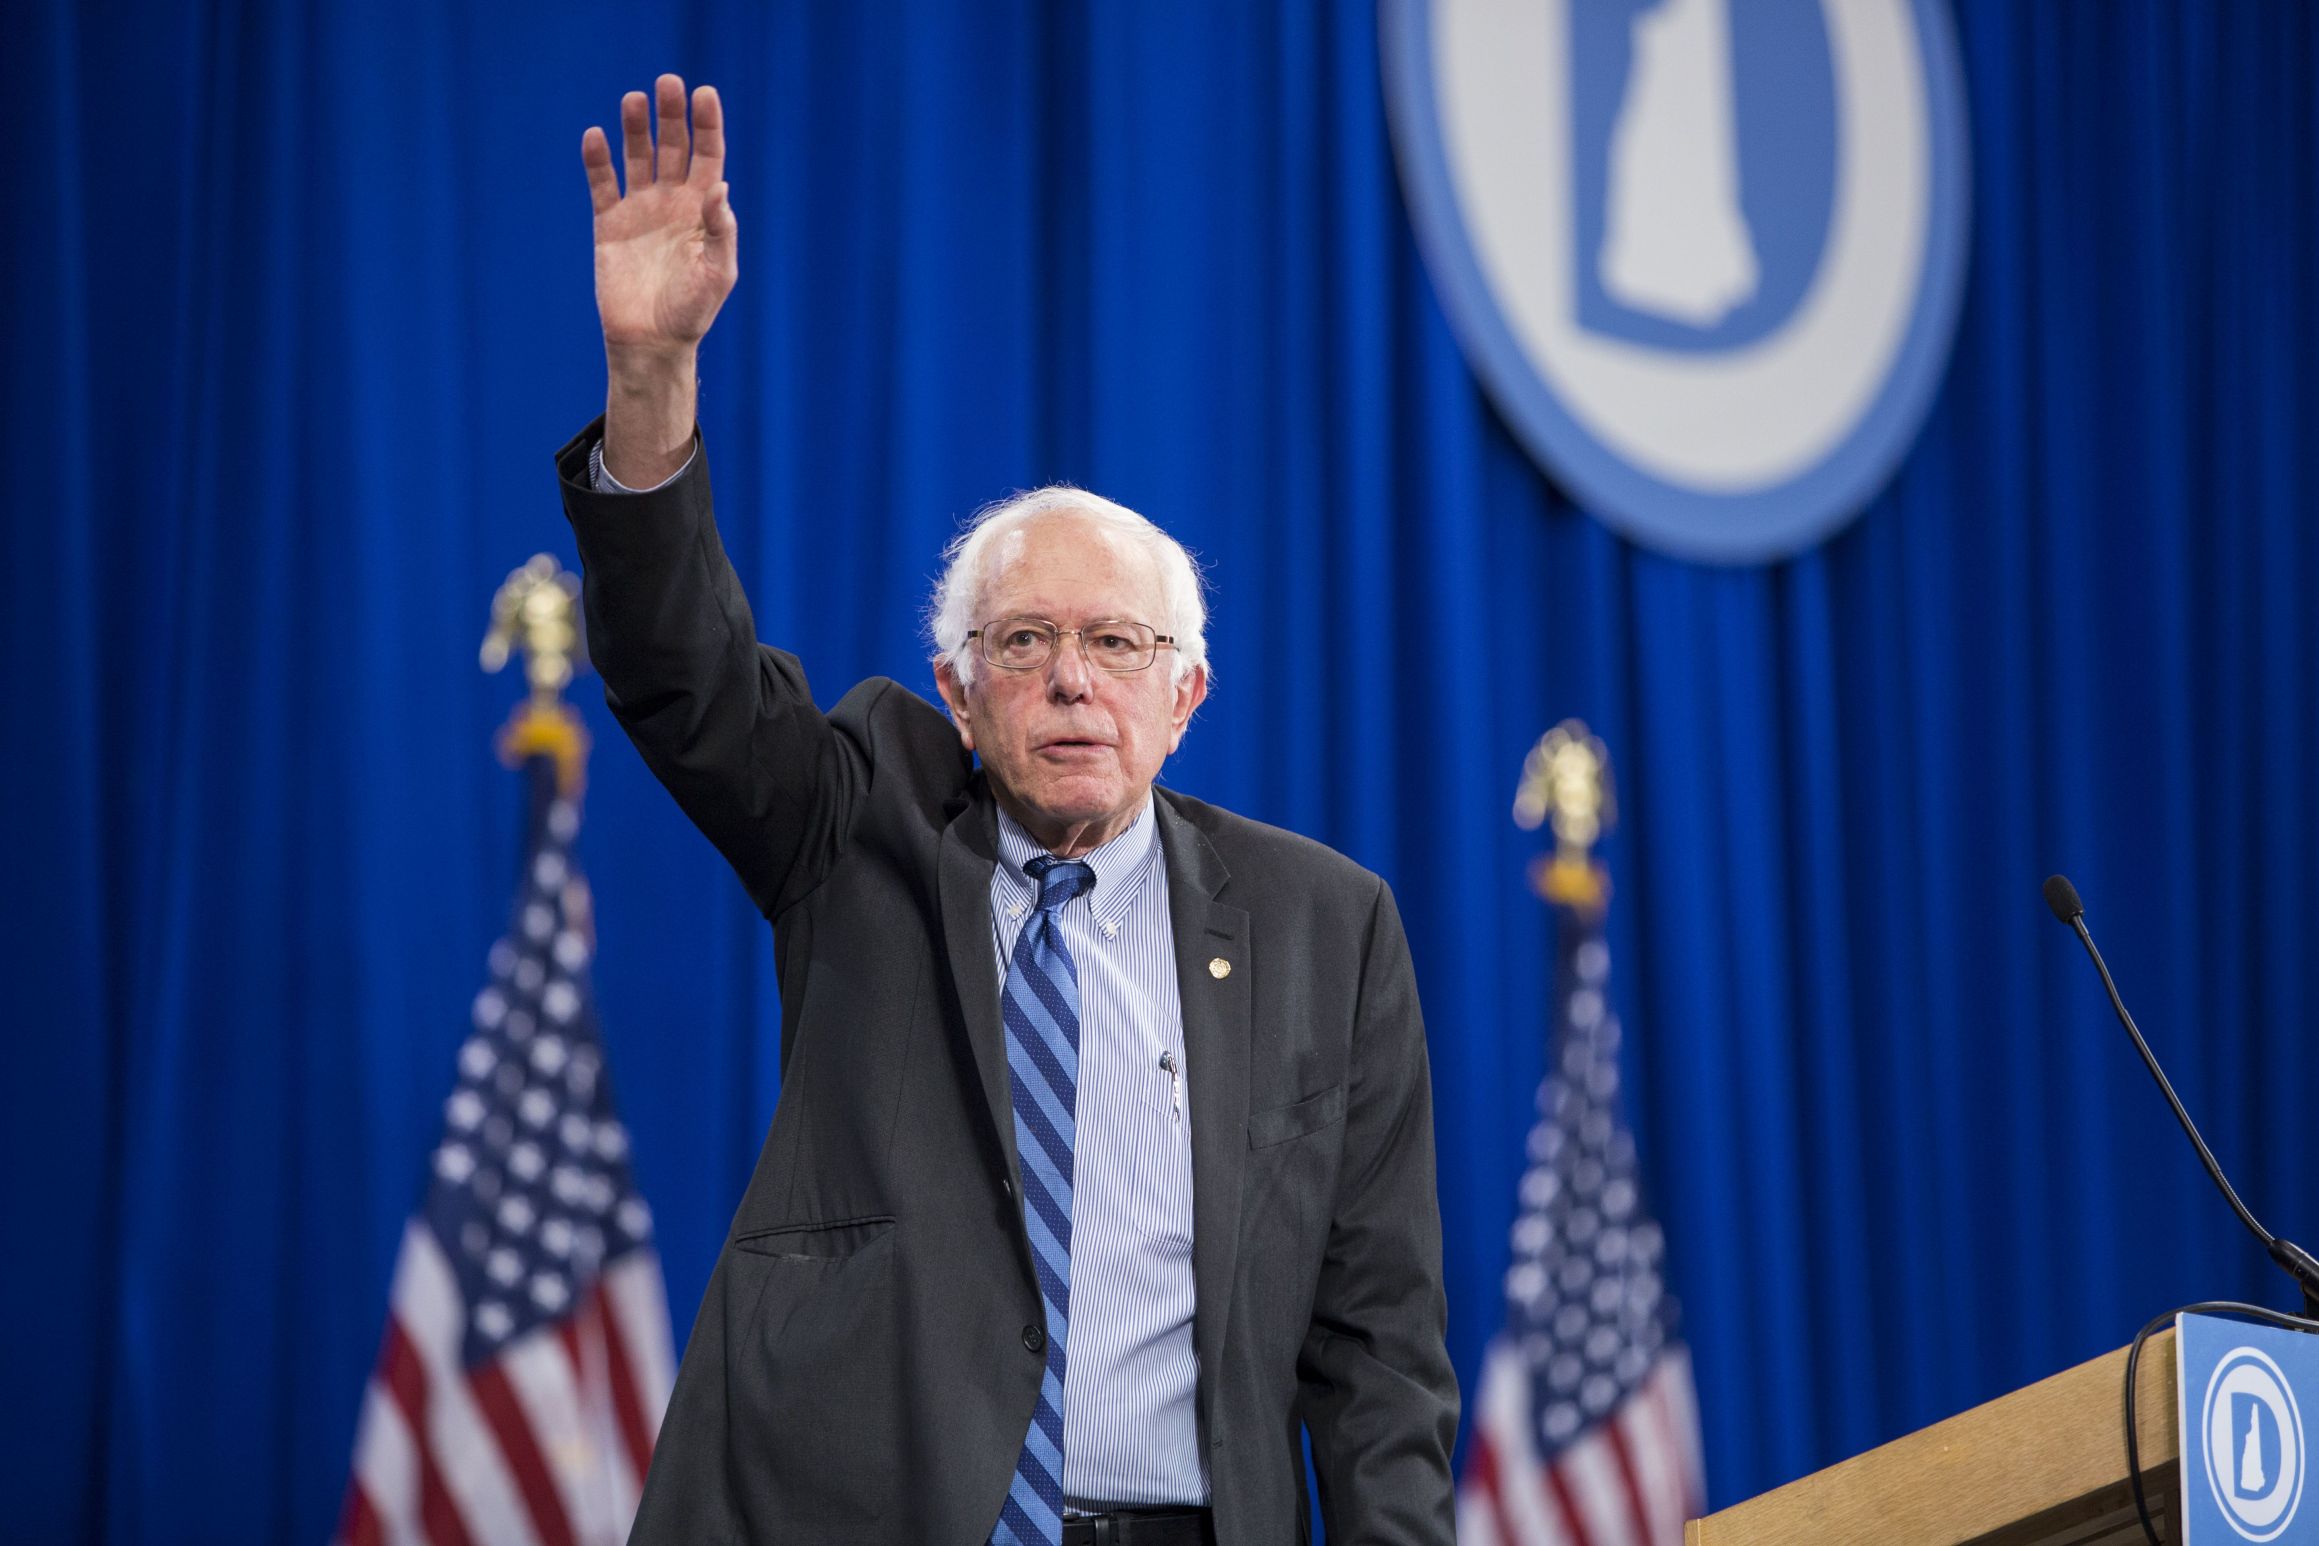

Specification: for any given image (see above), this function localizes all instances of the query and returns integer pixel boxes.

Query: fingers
[654,73,690,185]
[620,91,652,193]
[605,76,718,200]
[581,126,619,214]
[688,84,725,187]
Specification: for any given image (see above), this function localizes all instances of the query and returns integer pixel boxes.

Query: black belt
[1059,1505,1215,1546]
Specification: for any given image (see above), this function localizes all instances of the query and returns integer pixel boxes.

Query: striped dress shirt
[993,800,1206,1509]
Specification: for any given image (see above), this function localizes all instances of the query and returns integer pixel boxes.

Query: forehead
[980,512,1163,618]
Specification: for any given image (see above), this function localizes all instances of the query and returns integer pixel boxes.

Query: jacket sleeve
[556,419,864,919]
[1296,879,1461,1541]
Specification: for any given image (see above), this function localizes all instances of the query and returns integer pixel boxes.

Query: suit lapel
[1155,793,1251,1443]
[937,786,1019,1190]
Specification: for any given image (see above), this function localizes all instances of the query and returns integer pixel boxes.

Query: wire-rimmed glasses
[967,616,1176,673]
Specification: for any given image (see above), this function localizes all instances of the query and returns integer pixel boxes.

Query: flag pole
[1457,719,1704,1542]
[334,554,674,1546]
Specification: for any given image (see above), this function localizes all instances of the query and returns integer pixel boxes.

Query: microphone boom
[2043,873,2319,1315]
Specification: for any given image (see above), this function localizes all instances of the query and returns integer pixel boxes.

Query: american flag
[1457,888,1705,1546]
[336,782,675,1546]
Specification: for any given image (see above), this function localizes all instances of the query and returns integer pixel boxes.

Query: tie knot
[1023,855,1095,913]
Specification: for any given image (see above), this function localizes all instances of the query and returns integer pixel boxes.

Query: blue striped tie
[991,854,1095,1546]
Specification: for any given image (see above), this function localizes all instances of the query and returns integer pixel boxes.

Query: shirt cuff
[588,437,696,495]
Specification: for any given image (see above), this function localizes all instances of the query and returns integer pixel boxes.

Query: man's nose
[1045,633,1095,698]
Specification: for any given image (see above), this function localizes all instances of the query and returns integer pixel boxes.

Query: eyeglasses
[967,616,1176,674]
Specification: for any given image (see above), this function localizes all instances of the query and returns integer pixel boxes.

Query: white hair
[927,485,1210,689]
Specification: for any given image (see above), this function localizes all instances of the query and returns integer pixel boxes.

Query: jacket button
[1022,1324,1045,1355]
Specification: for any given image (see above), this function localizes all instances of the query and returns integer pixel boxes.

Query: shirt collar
[995,795,1162,933]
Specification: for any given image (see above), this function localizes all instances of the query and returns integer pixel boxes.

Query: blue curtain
[9,1,2319,1539]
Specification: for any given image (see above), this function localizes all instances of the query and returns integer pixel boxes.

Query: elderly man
[562,76,1456,1544]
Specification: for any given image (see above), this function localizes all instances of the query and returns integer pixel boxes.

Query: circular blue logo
[2202,1346,2307,1542]
[1381,0,1972,563]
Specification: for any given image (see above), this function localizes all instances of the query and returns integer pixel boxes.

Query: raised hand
[585,75,736,352]
[582,75,737,486]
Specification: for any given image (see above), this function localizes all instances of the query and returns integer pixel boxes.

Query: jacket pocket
[731,1214,895,1260]
[721,1223,900,1532]
[1246,1084,1347,1149]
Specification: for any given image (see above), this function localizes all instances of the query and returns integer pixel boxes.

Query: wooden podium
[1686,1329,2180,1545]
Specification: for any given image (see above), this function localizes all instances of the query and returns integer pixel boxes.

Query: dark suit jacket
[558,423,1457,1544]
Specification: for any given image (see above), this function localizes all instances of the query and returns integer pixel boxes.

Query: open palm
[584,76,737,353]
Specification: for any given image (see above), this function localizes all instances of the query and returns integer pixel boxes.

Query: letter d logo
[2204,1348,2306,1540]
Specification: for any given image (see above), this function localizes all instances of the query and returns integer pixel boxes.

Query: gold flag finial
[1514,719,1615,913]
[481,554,584,703]
[482,554,589,798]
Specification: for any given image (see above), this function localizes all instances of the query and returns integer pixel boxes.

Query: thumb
[706,181,739,249]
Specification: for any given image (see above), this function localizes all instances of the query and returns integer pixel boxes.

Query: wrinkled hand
[582,75,736,485]
[583,75,737,359]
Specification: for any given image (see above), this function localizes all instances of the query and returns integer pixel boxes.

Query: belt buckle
[1060,1514,1119,1546]
[1066,1511,1125,1546]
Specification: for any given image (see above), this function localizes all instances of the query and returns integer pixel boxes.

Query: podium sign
[2178,1313,2315,1543]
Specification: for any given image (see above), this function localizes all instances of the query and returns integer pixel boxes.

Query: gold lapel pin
[1208,957,1231,979]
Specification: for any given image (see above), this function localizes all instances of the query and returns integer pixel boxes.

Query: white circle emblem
[2202,1346,2307,1541]
[1382,0,1972,562]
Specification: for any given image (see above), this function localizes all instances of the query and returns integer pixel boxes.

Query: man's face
[935,513,1206,856]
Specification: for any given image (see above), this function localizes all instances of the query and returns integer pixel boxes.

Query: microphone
[2044,874,2319,1315]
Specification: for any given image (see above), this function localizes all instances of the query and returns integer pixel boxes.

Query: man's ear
[934,659,978,753]
[1166,664,1208,753]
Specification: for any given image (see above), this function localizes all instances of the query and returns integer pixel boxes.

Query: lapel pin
[1209,957,1231,979]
